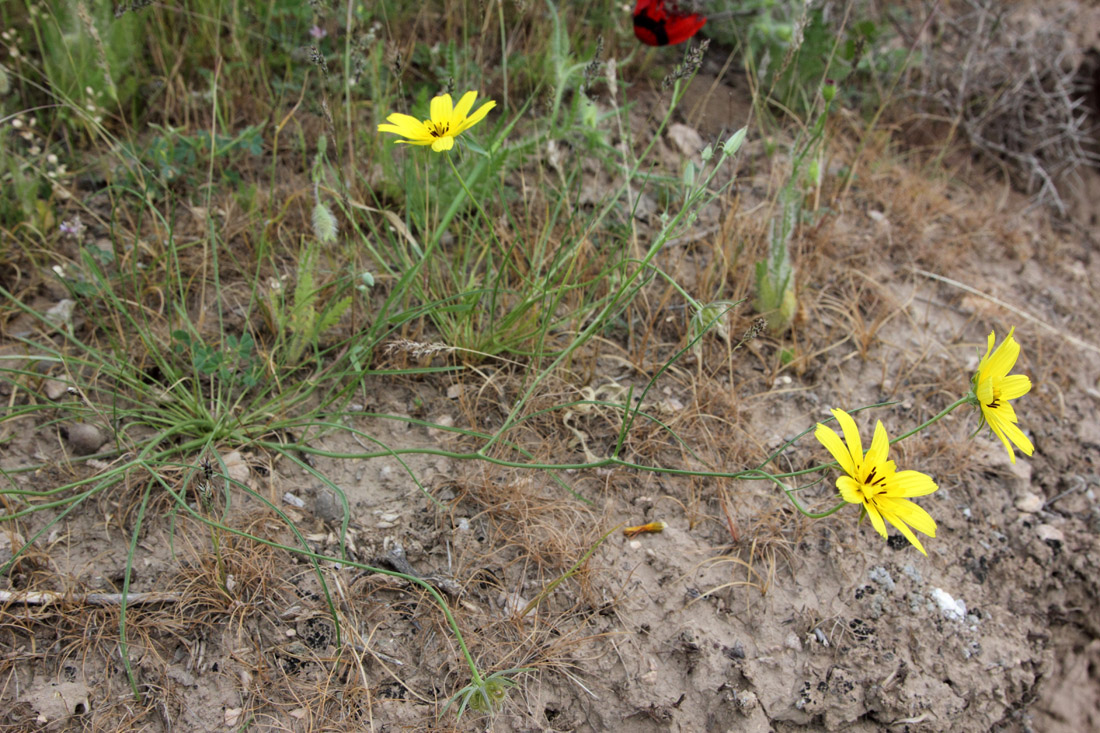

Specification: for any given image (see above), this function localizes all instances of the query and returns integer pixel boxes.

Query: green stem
[497,0,508,113]
[888,395,970,446]
[744,469,846,519]
[118,481,152,701]
[446,153,507,323]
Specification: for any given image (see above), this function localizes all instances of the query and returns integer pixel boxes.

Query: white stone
[931,587,967,621]
[1015,492,1044,513]
[1036,524,1065,544]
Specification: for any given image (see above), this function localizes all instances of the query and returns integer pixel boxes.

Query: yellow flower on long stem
[377,91,496,152]
[815,408,939,555]
[971,328,1033,463]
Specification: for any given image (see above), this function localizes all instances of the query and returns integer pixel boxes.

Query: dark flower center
[864,466,886,487]
[429,122,451,138]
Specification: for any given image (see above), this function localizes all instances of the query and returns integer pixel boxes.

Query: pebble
[1015,492,1044,513]
[0,531,23,569]
[314,490,343,523]
[67,423,106,455]
[221,451,250,485]
[45,299,75,329]
[735,690,758,711]
[427,414,454,438]
[931,587,967,621]
[1036,524,1064,544]
[43,379,67,400]
[668,122,704,157]
[500,591,529,616]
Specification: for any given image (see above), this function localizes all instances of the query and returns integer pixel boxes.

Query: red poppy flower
[633,0,707,47]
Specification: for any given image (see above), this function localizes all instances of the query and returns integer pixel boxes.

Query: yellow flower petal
[880,497,937,537]
[881,510,927,555]
[864,502,888,539]
[383,112,425,130]
[452,90,478,122]
[815,423,856,477]
[833,409,864,470]
[988,414,1033,462]
[999,374,1031,400]
[837,475,864,504]
[889,470,938,497]
[865,420,889,472]
[457,98,496,133]
[430,93,454,123]
[986,332,1020,378]
[431,136,455,152]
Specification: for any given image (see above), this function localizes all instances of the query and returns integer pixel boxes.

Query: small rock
[1015,492,1044,514]
[500,591,529,616]
[67,423,106,455]
[735,690,758,711]
[220,451,249,486]
[668,122,705,157]
[784,632,802,652]
[44,300,75,329]
[43,379,67,400]
[314,490,343,523]
[931,587,967,621]
[1036,524,1064,545]
[427,415,455,439]
[1076,418,1100,448]
[0,531,24,571]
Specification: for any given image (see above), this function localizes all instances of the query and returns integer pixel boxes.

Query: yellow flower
[377,91,496,152]
[815,408,939,555]
[972,328,1033,463]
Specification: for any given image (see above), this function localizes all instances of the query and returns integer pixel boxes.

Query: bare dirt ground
[4,33,1100,733]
